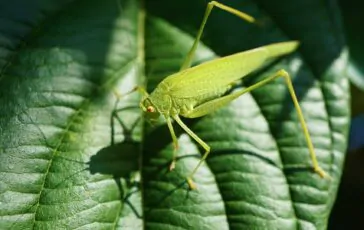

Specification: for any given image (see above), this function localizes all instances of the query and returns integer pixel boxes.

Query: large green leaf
[0,0,349,229]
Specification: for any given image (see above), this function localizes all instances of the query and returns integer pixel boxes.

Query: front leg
[165,116,179,171]
[173,115,211,190]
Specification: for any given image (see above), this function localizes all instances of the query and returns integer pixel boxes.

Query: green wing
[163,41,299,98]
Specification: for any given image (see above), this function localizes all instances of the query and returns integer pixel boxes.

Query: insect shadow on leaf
[87,97,142,218]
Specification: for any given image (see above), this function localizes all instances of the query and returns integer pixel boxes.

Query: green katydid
[124,1,329,189]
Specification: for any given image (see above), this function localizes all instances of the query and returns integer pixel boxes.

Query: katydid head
[140,98,160,121]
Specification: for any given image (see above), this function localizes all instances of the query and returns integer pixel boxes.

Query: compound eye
[146,106,155,113]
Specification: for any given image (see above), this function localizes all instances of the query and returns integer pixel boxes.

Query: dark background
[329,0,364,229]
